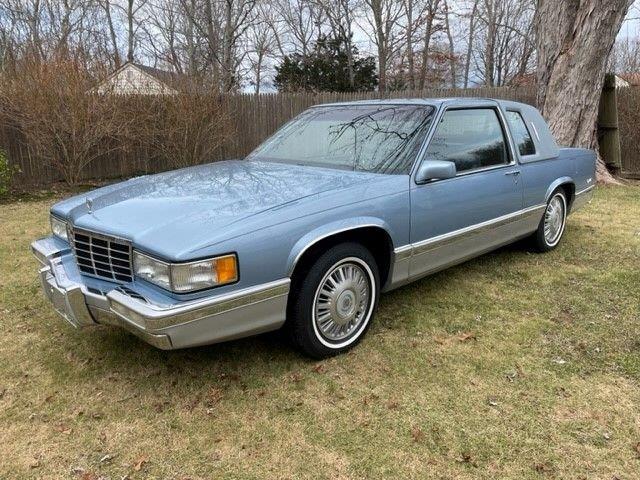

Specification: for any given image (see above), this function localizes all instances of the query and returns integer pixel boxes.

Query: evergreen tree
[274,36,377,92]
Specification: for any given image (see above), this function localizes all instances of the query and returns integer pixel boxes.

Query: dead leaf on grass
[411,426,424,443]
[312,363,326,373]
[457,452,478,467]
[54,424,72,435]
[132,456,148,471]
[457,332,477,342]
[386,400,400,410]
[534,462,553,474]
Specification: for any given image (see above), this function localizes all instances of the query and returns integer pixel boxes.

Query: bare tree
[417,0,443,89]
[246,1,277,93]
[317,0,357,88]
[462,0,479,87]
[362,0,404,92]
[270,0,325,58]
[442,0,456,86]
[98,1,122,67]
[536,0,634,182]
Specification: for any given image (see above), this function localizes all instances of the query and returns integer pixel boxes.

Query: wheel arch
[286,220,396,290]
[545,177,575,210]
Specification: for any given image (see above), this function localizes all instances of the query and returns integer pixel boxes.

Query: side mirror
[415,160,457,184]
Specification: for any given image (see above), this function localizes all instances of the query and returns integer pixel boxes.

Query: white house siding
[94,64,177,95]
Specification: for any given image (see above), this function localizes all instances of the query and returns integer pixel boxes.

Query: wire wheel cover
[313,261,372,342]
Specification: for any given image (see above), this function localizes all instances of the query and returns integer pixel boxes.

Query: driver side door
[408,106,525,279]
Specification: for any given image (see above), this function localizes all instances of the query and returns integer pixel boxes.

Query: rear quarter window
[506,111,536,156]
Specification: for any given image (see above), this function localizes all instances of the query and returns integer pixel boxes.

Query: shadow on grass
[50,239,536,392]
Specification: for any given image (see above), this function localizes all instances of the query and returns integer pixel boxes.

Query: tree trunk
[484,0,496,87]
[463,0,479,88]
[371,0,387,93]
[418,5,437,89]
[536,0,633,183]
[404,0,415,89]
[443,0,456,87]
[103,1,121,67]
[127,0,135,62]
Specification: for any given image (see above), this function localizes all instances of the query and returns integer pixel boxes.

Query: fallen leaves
[457,332,477,343]
[534,462,553,474]
[133,456,148,472]
[457,452,478,467]
[633,442,640,459]
[386,399,400,410]
[434,331,478,346]
[312,363,326,374]
[411,426,425,443]
[54,423,72,435]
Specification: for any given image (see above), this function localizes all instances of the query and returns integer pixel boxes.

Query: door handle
[504,170,521,176]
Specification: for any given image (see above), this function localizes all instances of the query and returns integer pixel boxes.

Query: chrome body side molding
[571,185,595,212]
[389,204,546,289]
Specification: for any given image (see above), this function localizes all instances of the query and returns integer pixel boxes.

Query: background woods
[0,0,639,188]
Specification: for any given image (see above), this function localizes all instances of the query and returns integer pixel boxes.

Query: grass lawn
[0,186,639,479]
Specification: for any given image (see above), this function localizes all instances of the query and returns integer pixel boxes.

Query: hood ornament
[86,197,93,214]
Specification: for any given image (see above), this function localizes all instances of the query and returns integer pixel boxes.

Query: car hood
[53,160,393,259]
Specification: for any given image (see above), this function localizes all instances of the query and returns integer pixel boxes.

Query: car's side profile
[32,98,596,358]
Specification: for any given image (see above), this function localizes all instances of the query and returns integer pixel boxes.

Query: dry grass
[0,186,639,479]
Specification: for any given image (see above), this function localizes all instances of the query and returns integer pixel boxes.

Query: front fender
[285,217,395,276]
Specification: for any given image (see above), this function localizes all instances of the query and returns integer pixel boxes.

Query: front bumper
[32,237,290,349]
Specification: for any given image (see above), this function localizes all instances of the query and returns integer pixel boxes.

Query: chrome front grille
[70,228,133,283]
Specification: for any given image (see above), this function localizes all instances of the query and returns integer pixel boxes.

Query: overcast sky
[619,0,640,39]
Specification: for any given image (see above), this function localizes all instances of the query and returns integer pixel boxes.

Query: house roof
[131,62,186,87]
[617,73,640,86]
[92,61,188,94]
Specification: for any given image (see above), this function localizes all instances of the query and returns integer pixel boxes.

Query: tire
[530,189,568,252]
[287,242,380,359]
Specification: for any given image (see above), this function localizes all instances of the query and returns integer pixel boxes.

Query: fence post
[597,73,622,173]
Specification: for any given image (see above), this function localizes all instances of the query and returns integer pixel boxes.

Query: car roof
[313,97,532,109]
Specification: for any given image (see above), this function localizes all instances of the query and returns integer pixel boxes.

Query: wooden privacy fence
[2,86,539,187]
[616,86,640,179]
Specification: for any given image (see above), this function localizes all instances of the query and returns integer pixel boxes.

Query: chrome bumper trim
[107,279,290,331]
[39,263,96,328]
[32,237,290,350]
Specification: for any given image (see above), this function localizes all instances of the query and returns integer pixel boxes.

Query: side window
[424,108,509,172]
[506,111,536,156]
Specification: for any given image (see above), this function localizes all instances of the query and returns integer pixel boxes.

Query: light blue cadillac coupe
[33,98,596,358]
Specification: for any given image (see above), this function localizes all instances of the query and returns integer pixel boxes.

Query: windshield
[247,104,436,174]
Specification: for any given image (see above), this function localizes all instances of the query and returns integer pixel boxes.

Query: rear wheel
[531,189,567,252]
[287,243,379,358]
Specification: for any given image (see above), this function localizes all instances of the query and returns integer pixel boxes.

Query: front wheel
[531,189,568,252]
[287,243,380,358]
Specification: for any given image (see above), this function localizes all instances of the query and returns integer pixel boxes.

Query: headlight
[133,251,238,293]
[50,215,68,242]
[132,251,171,290]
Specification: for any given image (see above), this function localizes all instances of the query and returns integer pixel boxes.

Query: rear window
[506,111,536,156]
